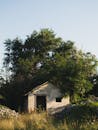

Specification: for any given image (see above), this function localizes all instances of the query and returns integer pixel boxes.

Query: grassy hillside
[0,104,98,130]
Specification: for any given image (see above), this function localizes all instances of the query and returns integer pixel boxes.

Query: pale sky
[0,0,98,69]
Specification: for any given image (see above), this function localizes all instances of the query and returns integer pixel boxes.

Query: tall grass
[0,109,98,130]
[0,112,68,130]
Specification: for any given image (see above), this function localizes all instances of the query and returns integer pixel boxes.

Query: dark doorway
[36,95,46,110]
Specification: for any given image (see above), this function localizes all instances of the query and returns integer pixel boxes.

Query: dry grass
[0,111,98,130]
[0,112,68,130]
[0,119,14,130]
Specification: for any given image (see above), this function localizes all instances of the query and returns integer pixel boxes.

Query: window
[56,97,62,102]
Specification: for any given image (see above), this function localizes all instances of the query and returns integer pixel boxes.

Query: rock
[0,105,19,119]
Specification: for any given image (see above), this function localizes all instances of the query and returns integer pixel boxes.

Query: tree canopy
[0,28,98,110]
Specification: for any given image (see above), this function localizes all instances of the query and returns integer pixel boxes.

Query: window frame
[56,97,62,102]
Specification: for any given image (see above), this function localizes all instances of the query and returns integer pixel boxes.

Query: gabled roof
[25,81,50,96]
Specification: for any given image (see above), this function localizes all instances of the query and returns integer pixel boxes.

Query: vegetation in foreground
[0,104,98,130]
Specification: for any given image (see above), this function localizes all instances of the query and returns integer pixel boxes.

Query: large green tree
[1,28,98,110]
[4,29,62,78]
[37,40,97,102]
[2,29,63,110]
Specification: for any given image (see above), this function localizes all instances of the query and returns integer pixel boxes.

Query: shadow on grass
[52,104,98,130]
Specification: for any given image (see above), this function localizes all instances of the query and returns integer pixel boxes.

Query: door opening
[36,95,46,110]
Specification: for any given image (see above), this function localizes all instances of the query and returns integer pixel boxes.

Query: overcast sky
[0,0,98,69]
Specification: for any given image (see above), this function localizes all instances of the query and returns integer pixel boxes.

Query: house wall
[27,83,70,113]
[28,94,36,113]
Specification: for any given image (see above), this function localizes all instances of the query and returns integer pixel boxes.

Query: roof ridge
[25,81,49,96]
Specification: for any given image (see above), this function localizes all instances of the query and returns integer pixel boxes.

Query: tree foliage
[1,28,97,110]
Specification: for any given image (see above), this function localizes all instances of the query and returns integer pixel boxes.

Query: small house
[25,82,70,114]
